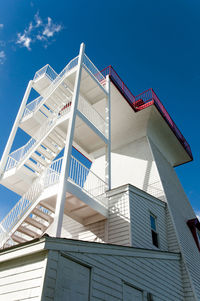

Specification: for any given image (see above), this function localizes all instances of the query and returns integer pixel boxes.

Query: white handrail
[33,64,58,82]
[22,96,43,119]
[22,56,78,121]
[46,156,108,207]
[83,54,105,85]
[78,96,107,137]
[0,154,108,247]
[5,99,72,172]
[0,174,45,247]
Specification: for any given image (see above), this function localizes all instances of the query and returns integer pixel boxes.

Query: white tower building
[0,43,199,301]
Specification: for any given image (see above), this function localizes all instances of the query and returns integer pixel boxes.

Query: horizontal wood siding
[43,240,184,301]
[150,138,200,300]
[108,190,130,246]
[166,207,180,252]
[181,259,196,301]
[47,214,106,243]
[0,251,47,301]
[41,250,59,301]
[129,188,168,251]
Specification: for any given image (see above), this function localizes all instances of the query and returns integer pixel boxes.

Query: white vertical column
[0,80,33,176]
[53,43,85,237]
[105,75,111,190]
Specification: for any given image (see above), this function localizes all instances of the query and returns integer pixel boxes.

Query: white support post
[53,43,85,237]
[0,80,33,176]
[105,75,111,190]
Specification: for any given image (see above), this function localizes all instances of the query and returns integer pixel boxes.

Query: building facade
[0,43,199,300]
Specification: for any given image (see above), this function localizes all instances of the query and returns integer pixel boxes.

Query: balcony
[0,155,108,248]
[101,66,193,160]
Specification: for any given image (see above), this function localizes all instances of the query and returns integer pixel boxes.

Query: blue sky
[0,0,199,220]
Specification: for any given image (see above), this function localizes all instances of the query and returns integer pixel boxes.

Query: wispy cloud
[196,211,200,220]
[0,24,3,29]
[43,17,62,37]
[16,13,62,50]
[0,50,6,64]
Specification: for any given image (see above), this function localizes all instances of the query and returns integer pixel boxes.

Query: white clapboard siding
[42,239,184,301]
[181,259,196,301]
[166,207,180,252]
[41,250,59,301]
[128,185,168,251]
[149,138,200,300]
[0,252,47,301]
[46,214,106,243]
[107,189,130,246]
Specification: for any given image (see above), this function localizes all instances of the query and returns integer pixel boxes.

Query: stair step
[49,131,65,147]
[42,138,60,153]
[25,159,43,174]
[32,208,53,223]
[18,225,38,239]
[60,83,73,96]
[45,99,57,111]
[54,127,66,141]
[31,152,49,167]
[12,234,27,244]
[37,145,54,160]
[39,105,53,118]
[49,94,63,106]
[25,217,46,232]
[40,201,55,213]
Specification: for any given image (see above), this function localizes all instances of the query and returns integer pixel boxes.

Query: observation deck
[101,66,193,162]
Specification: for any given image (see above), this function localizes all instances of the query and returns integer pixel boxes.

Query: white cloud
[196,211,200,221]
[34,12,42,28]
[16,13,62,50]
[16,33,32,50]
[0,24,3,29]
[0,50,6,64]
[42,17,62,38]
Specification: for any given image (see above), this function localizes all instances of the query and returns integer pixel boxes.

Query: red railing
[101,66,193,160]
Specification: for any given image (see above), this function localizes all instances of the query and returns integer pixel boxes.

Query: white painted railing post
[53,43,85,237]
[105,75,111,190]
[0,80,33,176]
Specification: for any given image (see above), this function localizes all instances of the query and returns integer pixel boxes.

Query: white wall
[129,186,168,251]
[107,188,130,246]
[42,239,185,301]
[46,213,106,243]
[91,136,165,201]
[149,138,199,300]
[0,251,47,301]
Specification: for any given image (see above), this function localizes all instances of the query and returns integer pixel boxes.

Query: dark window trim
[187,218,200,251]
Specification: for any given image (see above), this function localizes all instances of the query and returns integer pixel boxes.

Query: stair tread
[12,234,27,244]
[39,201,55,213]
[32,208,53,222]
[26,159,43,173]
[37,146,54,160]
[18,225,38,238]
[31,152,49,167]
[25,217,46,231]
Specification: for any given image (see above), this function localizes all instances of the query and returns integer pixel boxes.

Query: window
[197,229,200,245]
[187,218,200,252]
[150,214,159,248]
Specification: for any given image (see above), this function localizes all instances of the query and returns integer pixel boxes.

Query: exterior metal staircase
[0,154,108,249]
[0,47,109,248]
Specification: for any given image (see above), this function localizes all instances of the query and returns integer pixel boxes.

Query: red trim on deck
[101,66,193,160]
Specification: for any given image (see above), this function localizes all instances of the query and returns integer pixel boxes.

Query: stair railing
[46,156,108,208]
[5,98,72,172]
[78,95,108,137]
[0,172,47,248]
[21,56,78,122]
